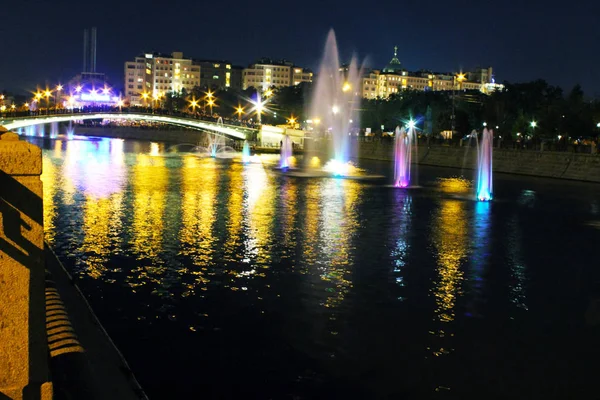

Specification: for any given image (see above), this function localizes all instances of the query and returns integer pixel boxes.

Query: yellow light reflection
[438,177,471,194]
[41,155,58,244]
[430,199,468,356]
[243,163,275,267]
[180,156,218,290]
[224,162,244,262]
[131,154,168,268]
[280,179,298,250]
[317,179,362,308]
[81,193,124,279]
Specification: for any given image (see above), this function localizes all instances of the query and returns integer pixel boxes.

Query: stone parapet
[0,126,52,399]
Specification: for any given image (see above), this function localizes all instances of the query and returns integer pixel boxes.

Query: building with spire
[361,46,498,99]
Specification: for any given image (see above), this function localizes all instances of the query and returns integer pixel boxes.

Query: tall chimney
[90,27,97,73]
[83,29,89,73]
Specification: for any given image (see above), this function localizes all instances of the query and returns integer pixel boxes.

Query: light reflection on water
[180,156,218,289]
[390,191,412,300]
[32,135,600,399]
[430,199,467,356]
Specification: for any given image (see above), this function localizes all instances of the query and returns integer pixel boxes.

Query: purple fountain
[476,128,493,201]
[279,135,293,169]
[393,125,417,188]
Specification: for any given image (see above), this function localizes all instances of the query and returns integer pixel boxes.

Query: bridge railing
[0,106,260,131]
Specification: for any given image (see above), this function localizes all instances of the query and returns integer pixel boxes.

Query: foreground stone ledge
[0,127,52,399]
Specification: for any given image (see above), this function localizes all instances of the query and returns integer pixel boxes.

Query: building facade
[192,60,243,91]
[124,52,200,105]
[242,58,312,90]
[360,47,495,99]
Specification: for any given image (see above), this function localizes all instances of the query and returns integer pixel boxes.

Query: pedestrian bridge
[0,112,258,140]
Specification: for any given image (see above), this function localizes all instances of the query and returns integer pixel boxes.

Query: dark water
[31,135,600,399]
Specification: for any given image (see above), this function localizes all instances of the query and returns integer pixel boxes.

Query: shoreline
[53,126,600,184]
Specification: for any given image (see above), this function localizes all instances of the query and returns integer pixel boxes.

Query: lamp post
[55,84,63,112]
[235,105,244,121]
[189,99,198,114]
[44,90,52,115]
[205,90,213,113]
[141,92,149,109]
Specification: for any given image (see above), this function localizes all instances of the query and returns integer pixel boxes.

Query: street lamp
[207,99,215,116]
[189,98,198,113]
[44,90,52,114]
[55,84,63,111]
[342,82,351,92]
[250,93,268,125]
[75,85,82,93]
[235,105,244,121]
[205,90,213,113]
[483,122,487,127]
[332,105,339,115]
[264,89,273,98]
[141,92,149,108]
[288,115,296,126]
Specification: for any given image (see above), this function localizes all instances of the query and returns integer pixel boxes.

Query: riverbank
[70,126,600,183]
[359,141,600,183]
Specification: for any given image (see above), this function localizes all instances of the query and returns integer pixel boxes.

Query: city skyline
[1,0,598,96]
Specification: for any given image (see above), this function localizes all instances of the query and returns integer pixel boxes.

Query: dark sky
[1,0,598,96]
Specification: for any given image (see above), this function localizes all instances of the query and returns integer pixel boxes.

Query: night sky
[1,0,598,96]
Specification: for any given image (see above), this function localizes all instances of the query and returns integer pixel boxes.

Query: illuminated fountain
[50,122,59,139]
[393,124,417,188]
[310,29,363,176]
[242,140,251,164]
[279,136,293,169]
[66,121,75,140]
[476,128,493,201]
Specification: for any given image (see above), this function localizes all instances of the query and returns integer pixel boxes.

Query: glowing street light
[207,99,215,116]
[204,90,214,112]
[75,85,82,93]
[288,115,296,126]
[483,122,487,127]
[44,90,52,114]
[596,122,600,128]
[250,93,268,124]
[55,84,63,111]
[264,89,273,98]
[102,87,111,95]
[407,119,416,129]
[141,92,149,107]
[189,98,198,113]
[530,121,537,128]
[235,105,244,120]
[332,105,339,115]
[342,82,351,92]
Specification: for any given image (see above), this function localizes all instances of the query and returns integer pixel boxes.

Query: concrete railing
[0,127,53,399]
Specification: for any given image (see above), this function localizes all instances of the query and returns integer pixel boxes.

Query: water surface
[32,135,600,399]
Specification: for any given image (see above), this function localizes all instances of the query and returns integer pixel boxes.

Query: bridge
[0,111,258,140]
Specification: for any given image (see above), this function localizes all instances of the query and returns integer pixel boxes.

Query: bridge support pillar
[0,127,53,399]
